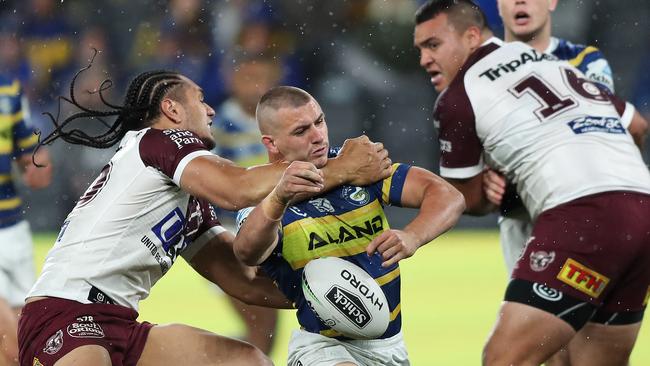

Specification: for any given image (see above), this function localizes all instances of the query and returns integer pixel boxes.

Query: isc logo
[556,258,609,298]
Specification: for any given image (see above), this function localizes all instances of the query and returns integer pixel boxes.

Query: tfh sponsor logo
[556,258,609,298]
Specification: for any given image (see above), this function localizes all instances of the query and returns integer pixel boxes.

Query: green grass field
[33,231,649,365]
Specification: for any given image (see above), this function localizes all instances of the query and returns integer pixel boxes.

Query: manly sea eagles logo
[530,250,556,272]
[43,329,64,355]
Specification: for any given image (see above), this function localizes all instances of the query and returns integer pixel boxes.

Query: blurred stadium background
[4,0,649,363]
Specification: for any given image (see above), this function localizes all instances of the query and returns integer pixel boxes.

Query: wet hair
[255,86,314,133]
[34,49,185,163]
[415,0,487,33]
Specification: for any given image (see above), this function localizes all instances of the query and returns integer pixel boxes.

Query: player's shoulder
[551,37,606,64]
[141,128,206,148]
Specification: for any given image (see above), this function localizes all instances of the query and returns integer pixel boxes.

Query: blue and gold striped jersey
[0,76,38,228]
[237,162,411,340]
[549,37,614,93]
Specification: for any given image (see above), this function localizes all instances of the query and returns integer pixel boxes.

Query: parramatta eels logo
[342,187,370,206]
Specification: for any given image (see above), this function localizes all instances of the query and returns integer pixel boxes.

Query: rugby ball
[301,257,389,339]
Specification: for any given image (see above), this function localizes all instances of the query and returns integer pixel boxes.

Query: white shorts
[287,329,410,366]
[0,221,35,307]
[497,207,533,276]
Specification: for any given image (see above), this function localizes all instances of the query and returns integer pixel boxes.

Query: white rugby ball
[301,257,389,339]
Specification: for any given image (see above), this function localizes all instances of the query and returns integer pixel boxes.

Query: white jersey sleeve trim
[181,225,227,261]
[236,207,255,233]
[173,150,213,186]
[620,102,635,129]
[439,164,483,179]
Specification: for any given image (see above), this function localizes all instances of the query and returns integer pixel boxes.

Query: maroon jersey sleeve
[139,129,212,185]
[433,41,499,179]
[606,93,635,128]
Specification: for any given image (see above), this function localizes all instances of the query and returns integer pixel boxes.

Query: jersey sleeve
[181,201,226,261]
[235,206,255,233]
[606,94,636,129]
[139,129,212,186]
[11,83,39,156]
[373,163,411,206]
[576,48,615,94]
[433,88,484,179]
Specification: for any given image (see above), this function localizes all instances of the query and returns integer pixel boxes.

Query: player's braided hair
[33,49,184,164]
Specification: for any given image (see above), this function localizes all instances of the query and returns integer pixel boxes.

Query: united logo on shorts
[556,258,609,298]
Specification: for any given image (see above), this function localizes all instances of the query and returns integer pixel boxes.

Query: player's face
[271,100,330,169]
[179,77,216,149]
[498,0,557,41]
[414,13,475,92]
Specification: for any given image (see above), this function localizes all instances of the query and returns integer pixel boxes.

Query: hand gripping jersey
[0,76,39,228]
[435,38,650,219]
[238,162,411,340]
[28,128,225,310]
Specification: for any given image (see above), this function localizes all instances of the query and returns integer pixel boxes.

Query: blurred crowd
[1,0,649,230]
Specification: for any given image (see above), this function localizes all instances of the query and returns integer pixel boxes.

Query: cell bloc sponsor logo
[529,250,555,272]
[342,186,370,206]
[532,282,563,302]
[43,329,64,355]
[567,116,625,135]
[67,315,105,338]
[325,286,372,329]
[556,258,609,298]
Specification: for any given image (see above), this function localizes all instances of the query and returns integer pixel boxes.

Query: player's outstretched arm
[446,172,497,216]
[179,135,391,211]
[234,161,324,266]
[366,167,465,267]
[189,230,293,309]
[18,148,52,189]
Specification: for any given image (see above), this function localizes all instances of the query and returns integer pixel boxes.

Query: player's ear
[548,0,558,12]
[261,135,279,154]
[160,98,182,124]
[464,25,482,50]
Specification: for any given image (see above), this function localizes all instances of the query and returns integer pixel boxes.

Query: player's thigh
[53,345,111,366]
[567,321,642,366]
[137,324,271,366]
[483,301,575,366]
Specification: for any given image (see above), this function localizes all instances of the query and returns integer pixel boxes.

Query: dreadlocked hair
[33,49,184,165]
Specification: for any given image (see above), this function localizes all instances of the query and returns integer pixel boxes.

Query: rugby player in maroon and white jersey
[414,1,650,365]
[17,64,392,366]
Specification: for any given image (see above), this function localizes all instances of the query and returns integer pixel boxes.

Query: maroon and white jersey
[435,38,650,219]
[28,128,225,310]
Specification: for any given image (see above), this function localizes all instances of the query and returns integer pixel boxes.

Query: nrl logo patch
[530,250,555,272]
[43,329,64,355]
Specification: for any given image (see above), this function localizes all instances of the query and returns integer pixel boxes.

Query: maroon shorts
[18,297,153,366]
[513,191,650,313]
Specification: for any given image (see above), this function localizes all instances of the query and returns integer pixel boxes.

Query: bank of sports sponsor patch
[43,329,64,355]
[67,315,105,338]
[567,116,625,135]
[556,258,609,298]
[644,285,650,306]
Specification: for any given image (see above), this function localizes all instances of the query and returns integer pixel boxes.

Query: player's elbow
[233,239,263,266]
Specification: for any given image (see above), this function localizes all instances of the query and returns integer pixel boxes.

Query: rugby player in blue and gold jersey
[233,86,465,366]
[0,75,51,366]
